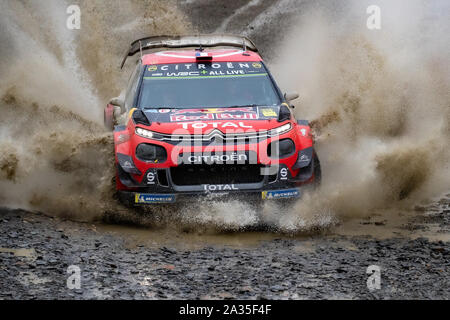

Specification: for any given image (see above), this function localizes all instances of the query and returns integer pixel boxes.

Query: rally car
[104,35,321,206]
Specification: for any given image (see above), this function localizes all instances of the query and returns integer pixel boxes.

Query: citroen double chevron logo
[208,129,224,142]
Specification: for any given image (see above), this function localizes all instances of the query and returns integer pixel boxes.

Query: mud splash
[268,0,450,231]
[0,0,190,220]
[0,87,114,220]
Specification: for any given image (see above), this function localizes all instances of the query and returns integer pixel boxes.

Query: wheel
[313,153,322,188]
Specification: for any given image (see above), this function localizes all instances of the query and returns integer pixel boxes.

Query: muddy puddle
[96,224,290,250]
[94,194,450,249]
[0,247,37,260]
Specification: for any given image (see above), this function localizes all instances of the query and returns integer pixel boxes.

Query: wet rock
[160,247,176,255]
[270,285,283,292]
[1,203,450,300]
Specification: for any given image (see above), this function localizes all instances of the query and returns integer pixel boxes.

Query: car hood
[141,106,284,134]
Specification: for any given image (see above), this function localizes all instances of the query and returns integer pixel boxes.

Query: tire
[313,152,322,188]
[117,191,135,208]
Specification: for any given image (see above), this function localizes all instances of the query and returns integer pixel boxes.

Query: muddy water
[94,214,448,251]
[0,0,449,238]
[96,224,285,250]
[0,248,36,259]
[95,194,450,249]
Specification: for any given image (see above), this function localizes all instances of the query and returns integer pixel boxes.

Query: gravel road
[1,195,448,299]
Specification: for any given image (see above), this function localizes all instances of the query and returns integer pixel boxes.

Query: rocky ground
[0,196,448,299]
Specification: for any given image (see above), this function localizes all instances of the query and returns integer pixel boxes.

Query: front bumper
[116,150,317,205]
[117,163,309,205]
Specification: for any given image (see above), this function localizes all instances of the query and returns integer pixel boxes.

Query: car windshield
[138,62,281,109]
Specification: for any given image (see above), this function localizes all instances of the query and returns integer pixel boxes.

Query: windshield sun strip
[143,73,268,80]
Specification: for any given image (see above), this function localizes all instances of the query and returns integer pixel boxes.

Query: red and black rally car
[104,35,321,206]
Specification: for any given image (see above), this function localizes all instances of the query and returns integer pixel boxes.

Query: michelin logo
[262,189,300,200]
[135,193,176,204]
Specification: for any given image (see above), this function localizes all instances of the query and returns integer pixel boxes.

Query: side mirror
[284,92,299,102]
[113,106,122,119]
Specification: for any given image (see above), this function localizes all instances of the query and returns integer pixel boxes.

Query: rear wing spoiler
[120,34,258,69]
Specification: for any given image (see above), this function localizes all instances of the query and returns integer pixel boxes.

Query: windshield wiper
[142,106,181,110]
[142,104,266,110]
[224,104,263,108]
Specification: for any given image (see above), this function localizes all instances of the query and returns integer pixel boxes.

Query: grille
[170,164,264,186]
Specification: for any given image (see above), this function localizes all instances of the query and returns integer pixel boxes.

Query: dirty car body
[104,35,321,206]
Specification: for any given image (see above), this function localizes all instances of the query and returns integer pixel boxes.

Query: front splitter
[120,188,301,205]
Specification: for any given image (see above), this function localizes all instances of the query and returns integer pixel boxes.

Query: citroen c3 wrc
[104,35,321,206]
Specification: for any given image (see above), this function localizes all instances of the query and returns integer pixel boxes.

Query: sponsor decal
[171,107,255,114]
[166,108,259,122]
[180,151,257,165]
[144,73,266,80]
[135,193,176,204]
[166,71,201,77]
[197,108,223,114]
[262,189,300,200]
[216,113,258,120]
[177,121,253,129]
[300,128,307,136]
[203,184,239,192]
[280,167,289,180]
[185,152,248,165]
[171,114,215,122]
[261,108,277,117]
[144,106,281,123]
[146,172,156,185]
[170,113,258,122]
[122,161,134,169]
[298,154,310,163]
[144,62,267,79]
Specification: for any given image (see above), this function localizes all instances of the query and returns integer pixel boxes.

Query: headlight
[269,123,292,136]
[135,127,154,139]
